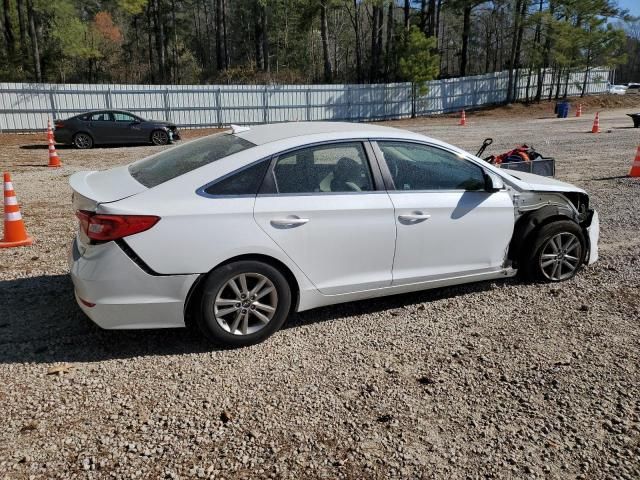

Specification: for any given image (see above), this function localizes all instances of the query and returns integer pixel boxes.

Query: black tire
[150,129,169,146]
[73,132,93,149]
[197,261,292,347]
[520,220,586,282]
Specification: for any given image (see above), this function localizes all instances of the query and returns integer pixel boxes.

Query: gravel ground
[1,99,639,479]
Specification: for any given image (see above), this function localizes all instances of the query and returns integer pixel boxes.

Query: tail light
[76,210,160,243]
[54,119,64,129]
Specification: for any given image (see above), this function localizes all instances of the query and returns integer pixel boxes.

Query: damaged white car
[69,122,599,347]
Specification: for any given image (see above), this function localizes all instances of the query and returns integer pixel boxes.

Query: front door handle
[398,212,431,223]
[270,216,309,228]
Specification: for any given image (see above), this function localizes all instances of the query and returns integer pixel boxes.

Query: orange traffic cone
[459,110,466,126]
[47,119,62,168]
[629,146,640,178]
[1,172,33,248]
[576,104,582,117]
[591,112,600,133]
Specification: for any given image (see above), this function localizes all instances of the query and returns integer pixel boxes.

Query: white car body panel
[67,121,600,330]
[69,238,198,329]
[389,191,515,284]
[254,192,396,295]
[587,210,599,265]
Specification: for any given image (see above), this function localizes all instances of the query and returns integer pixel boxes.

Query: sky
[617,0,640,17]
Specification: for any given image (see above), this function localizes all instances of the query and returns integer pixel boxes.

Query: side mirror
[484,171,505,193]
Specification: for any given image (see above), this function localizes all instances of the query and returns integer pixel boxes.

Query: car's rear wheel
[73,132,93,149]
[521,220,586,282]
[151,129,169,146]
[197,261,291,347]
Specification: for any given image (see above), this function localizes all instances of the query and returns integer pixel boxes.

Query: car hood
[145,119,176,127]
[502,170,586,194]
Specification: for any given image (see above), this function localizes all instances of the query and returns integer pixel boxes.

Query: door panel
[389,191,514,284]
[87,112,114,143]
[254,193,396,295]
[253,141,396,295]
[111,112,147,142]
[372,140,515,284]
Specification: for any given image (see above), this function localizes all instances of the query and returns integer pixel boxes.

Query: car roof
[235,121,416,146]
[75,109,137,116]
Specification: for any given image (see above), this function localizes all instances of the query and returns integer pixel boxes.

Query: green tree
[399,25,439,93]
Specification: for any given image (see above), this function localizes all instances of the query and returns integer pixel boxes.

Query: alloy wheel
[74,133,92,149]
[214,273,278,335]
[539,232,582,281]
[151,130,169,145]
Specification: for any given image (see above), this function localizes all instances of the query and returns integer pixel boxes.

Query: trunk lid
[70,166,147,211]
[70,166,147,252]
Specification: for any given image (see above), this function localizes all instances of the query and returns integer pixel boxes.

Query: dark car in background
[54,110,181,149]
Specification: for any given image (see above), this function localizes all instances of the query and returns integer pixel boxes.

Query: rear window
[129,134,256,188]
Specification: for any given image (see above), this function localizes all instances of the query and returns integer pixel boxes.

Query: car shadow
[0,273,508,365]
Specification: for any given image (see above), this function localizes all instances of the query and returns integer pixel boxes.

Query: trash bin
[557,101,570,118]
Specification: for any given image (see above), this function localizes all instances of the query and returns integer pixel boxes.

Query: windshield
[129,133,256,188]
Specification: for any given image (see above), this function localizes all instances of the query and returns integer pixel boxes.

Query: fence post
[163,88,171,121]
[263,85,269,124]
[105,87,112,109]
[48,88,57,121]
[411,83,416,119]
[215,87,223,128]
[306,87,311,121]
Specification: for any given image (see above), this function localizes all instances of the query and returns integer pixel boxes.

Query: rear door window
[271,142,373,194]
[129,133,256,188]
[89,112,113,122]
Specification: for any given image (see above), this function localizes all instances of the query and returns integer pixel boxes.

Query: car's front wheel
[73,132,93,149]
[151,129,169,146]
[197,261,292,347]
[521,220,586,282]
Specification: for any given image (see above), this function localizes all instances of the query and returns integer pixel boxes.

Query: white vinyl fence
[0,68,611,132]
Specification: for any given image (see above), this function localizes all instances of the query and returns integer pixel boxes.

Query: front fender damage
[506,190,596,267]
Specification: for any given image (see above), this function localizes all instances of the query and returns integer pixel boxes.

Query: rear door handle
[270,216,309,228]
[398,212,431,223]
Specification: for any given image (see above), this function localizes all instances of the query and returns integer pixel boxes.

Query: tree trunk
[3,0,16,60]
[222,0,229,69]
[370,4,379,82]
[16,0,28,70]
[506,0,523,103]
[154,0,166,83]
[147,2,155,82]
[385,0,394,80]
[254,1,268,71]
[460,6,471,76]
[320,0,332,82]
[404,0,410,31]
[171,0,178,83]
[349,0,363,83]
[26,0,40,81]
[428,0,437,37]
[215,0,224,71]
[511,0,527,101]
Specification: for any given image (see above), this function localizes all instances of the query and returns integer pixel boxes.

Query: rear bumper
[68,238,198,329]
[53,129,73,144]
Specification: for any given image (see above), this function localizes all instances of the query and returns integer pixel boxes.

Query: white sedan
[69,122,599,347]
